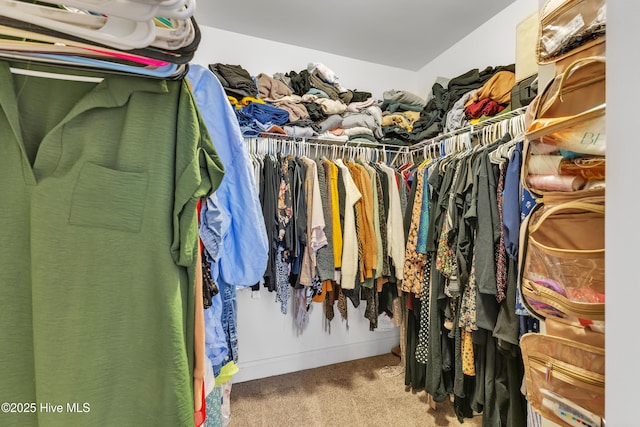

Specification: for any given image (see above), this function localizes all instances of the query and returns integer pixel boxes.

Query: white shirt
[298,157,328,286]
[378,163,405,280]
[333,159,362,289]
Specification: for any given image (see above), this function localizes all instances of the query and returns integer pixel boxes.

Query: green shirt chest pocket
[69,162,149,233]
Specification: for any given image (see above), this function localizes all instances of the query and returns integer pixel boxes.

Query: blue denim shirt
[198,199,228,372]
[200,194,225,278]
[188,64,268,287]
[188,65,269,375]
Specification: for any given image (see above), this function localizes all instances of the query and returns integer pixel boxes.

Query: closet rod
[244,136,411,166]
[249,132,410,154]
[408,106,528,155]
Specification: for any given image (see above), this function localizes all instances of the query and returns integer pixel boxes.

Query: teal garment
[204,387,223,427]
[0,61,224,427]
[415,167,430,254]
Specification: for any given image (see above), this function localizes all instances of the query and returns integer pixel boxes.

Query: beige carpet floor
[228,353,482,427]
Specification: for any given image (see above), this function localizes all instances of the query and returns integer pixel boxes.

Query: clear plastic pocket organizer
[538,0,606,64]
[520,333,605,427]
[519,198,605,332]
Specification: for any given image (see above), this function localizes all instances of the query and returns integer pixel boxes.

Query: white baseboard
[232,333,400,383]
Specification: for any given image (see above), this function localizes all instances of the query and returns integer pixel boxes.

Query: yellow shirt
[324,160,343,269]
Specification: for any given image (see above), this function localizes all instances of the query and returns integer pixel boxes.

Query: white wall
[192,0,538,102]
[415,0,539,97]
[192,26,410,383]
[193,0,539,384]
[231,288,400,383]
[602,2,633,426]
[191,26,423,100]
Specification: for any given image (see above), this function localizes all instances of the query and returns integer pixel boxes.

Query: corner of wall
[415,0,539,95]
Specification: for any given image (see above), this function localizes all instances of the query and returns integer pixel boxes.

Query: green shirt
[0,61,224,427]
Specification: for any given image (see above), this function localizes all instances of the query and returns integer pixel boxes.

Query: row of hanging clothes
[400,107,540,426]
[244,135,413,332]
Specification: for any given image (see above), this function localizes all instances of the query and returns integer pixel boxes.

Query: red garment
[197,199,203,251]
[194,382,206,426]
[194,200,207,427]
[464,98,506,119]
[407,291,415,311]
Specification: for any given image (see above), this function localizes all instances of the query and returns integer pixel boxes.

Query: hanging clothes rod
[250,132,410,153]
[408,106,529,155]
[244,135,412,167]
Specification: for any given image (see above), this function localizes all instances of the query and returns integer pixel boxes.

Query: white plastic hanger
[0,24,165,65]
[50,3,194,49]
[488,120,507,164]
[153,18,194,49]
[57,0,196,21]
[455,133,472,160]
[157,0,196,20]
[488,114,527,163]
[9,66,103,83]
[427,142,435,160]
[148,0,191,8]
[57,0,162,22]
[134,0,181,4]
[0,0,156,50]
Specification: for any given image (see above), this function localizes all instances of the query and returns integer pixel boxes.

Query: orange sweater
[348,162,377,281]
[465,70,516,106]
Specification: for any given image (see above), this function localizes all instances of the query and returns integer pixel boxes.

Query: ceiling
[193,0,516,72]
